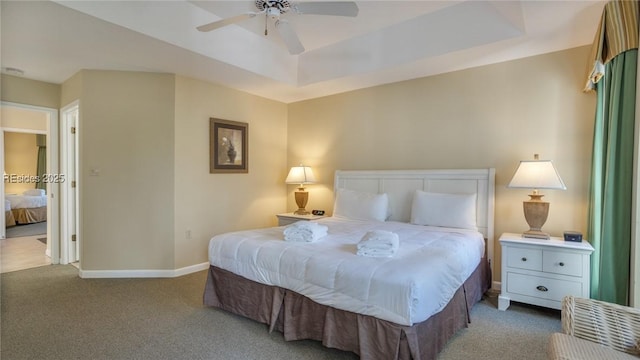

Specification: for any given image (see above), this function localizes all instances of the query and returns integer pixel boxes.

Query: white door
[61,103,79,264]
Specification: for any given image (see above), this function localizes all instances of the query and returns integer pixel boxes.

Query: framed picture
[210,118,248,173]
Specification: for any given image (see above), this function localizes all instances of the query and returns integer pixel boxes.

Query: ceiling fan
[197,1,359,55]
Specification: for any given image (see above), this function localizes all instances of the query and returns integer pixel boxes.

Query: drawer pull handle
[521,257,527,262]
[536,285,548,292]
[559,262,565,267]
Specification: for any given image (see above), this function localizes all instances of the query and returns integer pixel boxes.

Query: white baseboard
[78,262,210,279]
[174,262,210,277]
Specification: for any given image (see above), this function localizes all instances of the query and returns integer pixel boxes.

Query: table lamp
[285,165,316,215]
[508,154,566,239]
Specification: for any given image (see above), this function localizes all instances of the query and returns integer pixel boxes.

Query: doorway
[0,102,59,272]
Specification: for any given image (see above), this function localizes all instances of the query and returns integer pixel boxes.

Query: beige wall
[1,107,48,131]
[58,71,287,271]
[287,46,597,283]
[65,70,176,271]
[60,71,83,108]
[173,76,288,268]
[4,132,38,194]
[1,74,60,109]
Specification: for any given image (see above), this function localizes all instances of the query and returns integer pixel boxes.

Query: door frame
[0,101,59,264]
[60,101,80,265]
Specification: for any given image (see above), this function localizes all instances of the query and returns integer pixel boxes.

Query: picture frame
[210,118,248,173]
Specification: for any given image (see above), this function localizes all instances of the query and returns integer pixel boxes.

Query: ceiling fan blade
[275,19,305,55]
[292,2,359,17]
[197,12,260,32]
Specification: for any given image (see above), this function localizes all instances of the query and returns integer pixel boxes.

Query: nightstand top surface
[276,212,325,221]
[499,232,594,252]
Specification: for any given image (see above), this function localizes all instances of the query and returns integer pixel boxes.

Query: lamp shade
[508,159,566,190]
[285,166,316,185]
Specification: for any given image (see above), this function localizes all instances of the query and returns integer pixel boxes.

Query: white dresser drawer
[506,247,542,271]
[506,272,583,302]
[543,250,582,277]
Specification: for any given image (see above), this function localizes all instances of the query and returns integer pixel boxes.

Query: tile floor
[0,235,50,273]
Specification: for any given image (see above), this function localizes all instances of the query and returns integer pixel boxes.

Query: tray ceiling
[1,1,606,103]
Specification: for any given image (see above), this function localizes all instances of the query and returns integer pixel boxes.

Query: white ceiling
[1,0,606,103]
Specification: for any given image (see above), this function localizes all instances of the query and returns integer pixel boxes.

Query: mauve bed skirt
[204,257,490,360]
[12,206,47,224]
[5,210,16,227]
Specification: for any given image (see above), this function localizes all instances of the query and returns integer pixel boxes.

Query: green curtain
[35,134,46,191]
[588,49,637,305]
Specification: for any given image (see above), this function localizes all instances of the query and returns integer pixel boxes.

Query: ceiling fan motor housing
[256,0,291,14]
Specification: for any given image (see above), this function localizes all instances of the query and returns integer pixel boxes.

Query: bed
[5,189,48,225]
[204,169,495,359]
[5,200,16,227]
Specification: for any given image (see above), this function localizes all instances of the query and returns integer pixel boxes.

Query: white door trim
[60,101,80,265]
[1,127,46,135]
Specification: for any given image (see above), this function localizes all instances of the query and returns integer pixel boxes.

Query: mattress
[5,194,47,209]
[208,217,484,326]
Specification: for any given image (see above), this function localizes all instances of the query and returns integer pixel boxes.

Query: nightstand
[498,232,594,311]
[276,213,325,226]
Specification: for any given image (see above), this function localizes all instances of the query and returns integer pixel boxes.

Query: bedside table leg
[498,295,510,311]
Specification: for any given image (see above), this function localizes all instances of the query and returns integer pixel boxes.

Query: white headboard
[334,169,495,267]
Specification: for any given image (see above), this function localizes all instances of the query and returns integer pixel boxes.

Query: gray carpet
[0,265,560,360]
[5,221,47,238]
[439,292,561,360]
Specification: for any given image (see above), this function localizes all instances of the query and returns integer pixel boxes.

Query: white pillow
[410,190,477,230]
[23,189,45,197]
[333,188,389,222]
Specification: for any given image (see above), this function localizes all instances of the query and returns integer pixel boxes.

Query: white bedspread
[5,194,47,209]
[208,217,485,326]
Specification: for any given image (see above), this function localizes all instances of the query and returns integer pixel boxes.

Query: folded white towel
[357,230,399,257]
[283,221,328,242]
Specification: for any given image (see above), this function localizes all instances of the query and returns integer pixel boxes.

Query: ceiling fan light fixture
[267,7,281,19]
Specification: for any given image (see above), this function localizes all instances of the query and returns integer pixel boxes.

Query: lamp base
[522,230,550,240]
[293,189,309,216]
[522,198,551,240]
